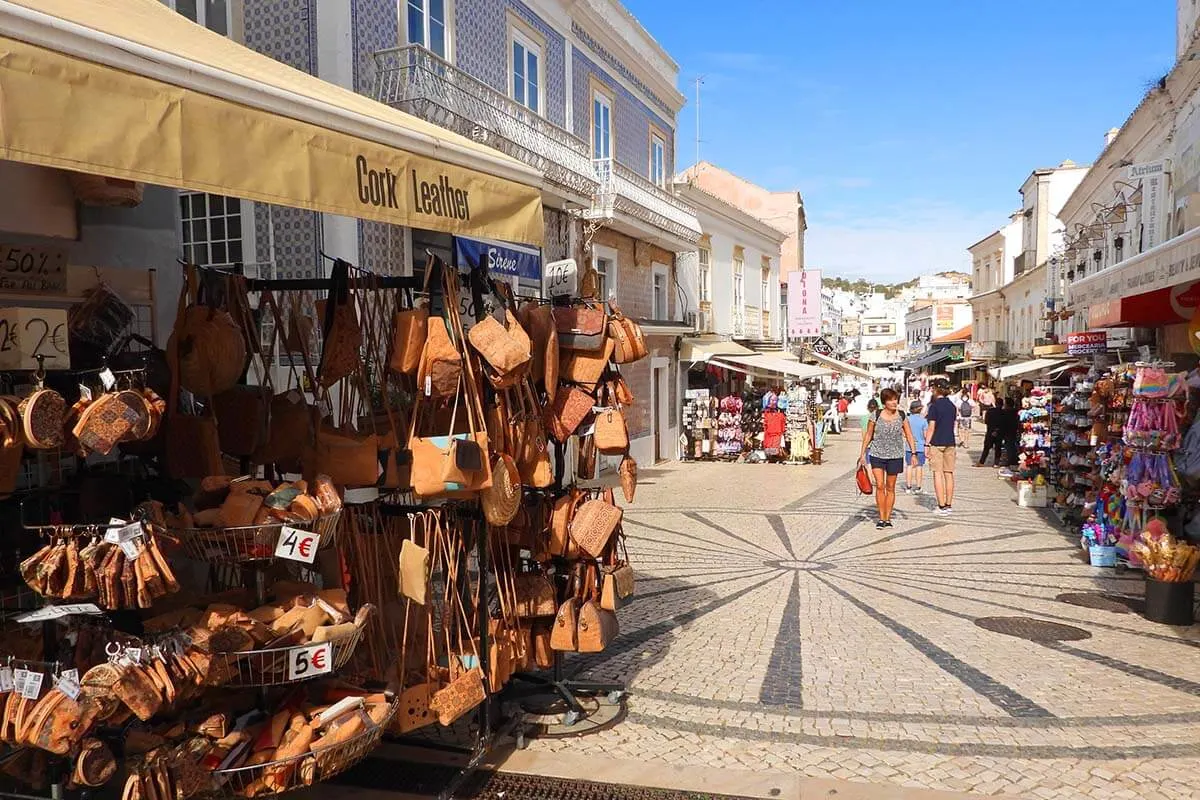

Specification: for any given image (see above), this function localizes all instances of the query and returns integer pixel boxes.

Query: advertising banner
[1066,331,1109,355]
[787,270,821,338]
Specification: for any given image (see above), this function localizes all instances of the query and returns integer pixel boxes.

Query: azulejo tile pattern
[455,0,568,129]
[570,21,674,119]
[529,427,1200,799]
[253,204,320,280]
[571,47,673,180]
[352,0,398,95]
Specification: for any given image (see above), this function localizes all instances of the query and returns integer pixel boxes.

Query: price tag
[0,243,68,295]
[99,368,116,390]
[15,669,42,700]
[105,521,141,545]
[286,642,332,681]
[119,539,143,559]
[275,526,320,564]
[0,307,70,371]
[125,647,142,664]
[16,603,103,623]
[56,674,80,700]
[0,666,12,692]
[79,384,93,403]
[424,375,432,397]
[61,668,79,682]
[542,258,578,299]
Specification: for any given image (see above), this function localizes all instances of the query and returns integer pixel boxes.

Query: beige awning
[681,338,757,362]
[711,354,831,380]
[991,358,1070,380]
[0,0,544,244]
[945,360,983,372]
[804,350,874,380]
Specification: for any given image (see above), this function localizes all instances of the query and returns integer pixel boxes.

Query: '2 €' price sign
[275,526,320,564]
[287,642,332,681]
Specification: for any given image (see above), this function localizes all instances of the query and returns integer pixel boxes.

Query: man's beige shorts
[928,445,957,473]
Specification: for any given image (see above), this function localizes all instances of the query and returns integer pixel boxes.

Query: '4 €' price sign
[287,642,332,681]
[275,525,320,564]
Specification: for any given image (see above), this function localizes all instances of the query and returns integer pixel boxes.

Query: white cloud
[805,201,1005,282]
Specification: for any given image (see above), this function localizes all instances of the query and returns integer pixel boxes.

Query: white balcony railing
[373,46,598,200]
[588,157,701,246]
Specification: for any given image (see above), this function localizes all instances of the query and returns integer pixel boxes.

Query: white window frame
[592,243,618,302]
[761,265,771,309]
[508,19,544,115]
[698,247,711,303]
[166,0,233,35]
[652,263,669,320]
[732,251,745,309]
[649,133,666,188]
[592,89,613,160]
[403,0,453,61]
[180,192,245,267]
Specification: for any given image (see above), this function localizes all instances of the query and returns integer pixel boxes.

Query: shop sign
[934,305,955,331]
[0,307,69,371]
[0,244,68,296]
[1128,160,1169,251]
[945,344,965,362]
[787,270,821,337]
[453,236,541,281]
[967,340,1006,360]
[1066,330,1108,355]
[811,336,835,356]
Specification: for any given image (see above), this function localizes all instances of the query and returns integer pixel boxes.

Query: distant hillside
[824,271,968,298]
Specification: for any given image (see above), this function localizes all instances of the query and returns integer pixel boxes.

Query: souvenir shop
[681,358,832,464]
[0,5,641,799]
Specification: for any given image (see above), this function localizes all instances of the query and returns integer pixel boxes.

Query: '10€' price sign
[287,642,332,681]
[275,526,320,564]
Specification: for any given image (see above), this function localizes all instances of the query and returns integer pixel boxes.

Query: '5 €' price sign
[275,526,321,564]
[287,642,333,681]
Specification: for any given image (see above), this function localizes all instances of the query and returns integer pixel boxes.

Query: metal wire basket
[207,697,397,797]
[173,511,342,564]
[210,623,367,688]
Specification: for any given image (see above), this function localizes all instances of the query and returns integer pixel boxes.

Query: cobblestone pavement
[527,428,1200,799]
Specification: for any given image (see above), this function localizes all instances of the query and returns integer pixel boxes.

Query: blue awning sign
[453,236,541,281]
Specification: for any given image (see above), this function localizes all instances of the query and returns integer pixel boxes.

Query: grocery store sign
[1066,330,1108,355]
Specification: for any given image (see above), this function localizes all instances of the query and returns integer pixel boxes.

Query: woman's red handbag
[855,465,874,495]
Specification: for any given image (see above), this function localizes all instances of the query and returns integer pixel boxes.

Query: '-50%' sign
[0,244,68,296]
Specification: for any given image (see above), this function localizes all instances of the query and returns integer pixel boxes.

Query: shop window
[406,0,450,60]
[167,0,231,35]
[180,193,243,267]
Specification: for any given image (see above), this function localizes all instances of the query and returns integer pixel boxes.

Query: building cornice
[569,1,685,116]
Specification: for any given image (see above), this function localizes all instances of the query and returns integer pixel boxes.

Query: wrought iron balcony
[373,46,598,201]
[588,158,701,247]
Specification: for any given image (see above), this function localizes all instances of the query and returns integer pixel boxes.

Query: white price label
[275,526,320,564]
[79,384,93,403]
[16,603,103,623]
[61,669,79,682]
[56,674,80,700]
[0,667,12,692]
[286,642,332,681]
[125,647,142,664]
[119,539,143,559]
[99,368,116,390]
[543,258,578,299]
[424,375,432,397]
[16,669,42,700]
[104,520,140,545]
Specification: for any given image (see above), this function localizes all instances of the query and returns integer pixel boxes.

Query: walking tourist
[904,399,928,493]
[956,389,974,447]
[977,384,995,420]
[925,380,958,515]
[976,397,1004,467]
[858,388,918,530]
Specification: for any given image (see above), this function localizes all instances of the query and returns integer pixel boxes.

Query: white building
[676,179,785,342]
[905,300,973,353]
[1007,263,1048,357]
[967,217,1022,362]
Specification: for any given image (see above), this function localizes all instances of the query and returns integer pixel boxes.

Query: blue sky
[624,0,1178,282]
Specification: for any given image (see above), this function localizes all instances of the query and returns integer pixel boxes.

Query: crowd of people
[856,378,1035,529]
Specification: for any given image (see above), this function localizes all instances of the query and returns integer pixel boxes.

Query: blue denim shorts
[870,456,904,475]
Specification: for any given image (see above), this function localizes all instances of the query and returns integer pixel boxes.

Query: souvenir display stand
[0,254,644,800]
[681,391,717,461]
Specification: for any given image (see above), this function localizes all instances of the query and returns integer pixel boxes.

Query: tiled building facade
[211,0,699,462]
